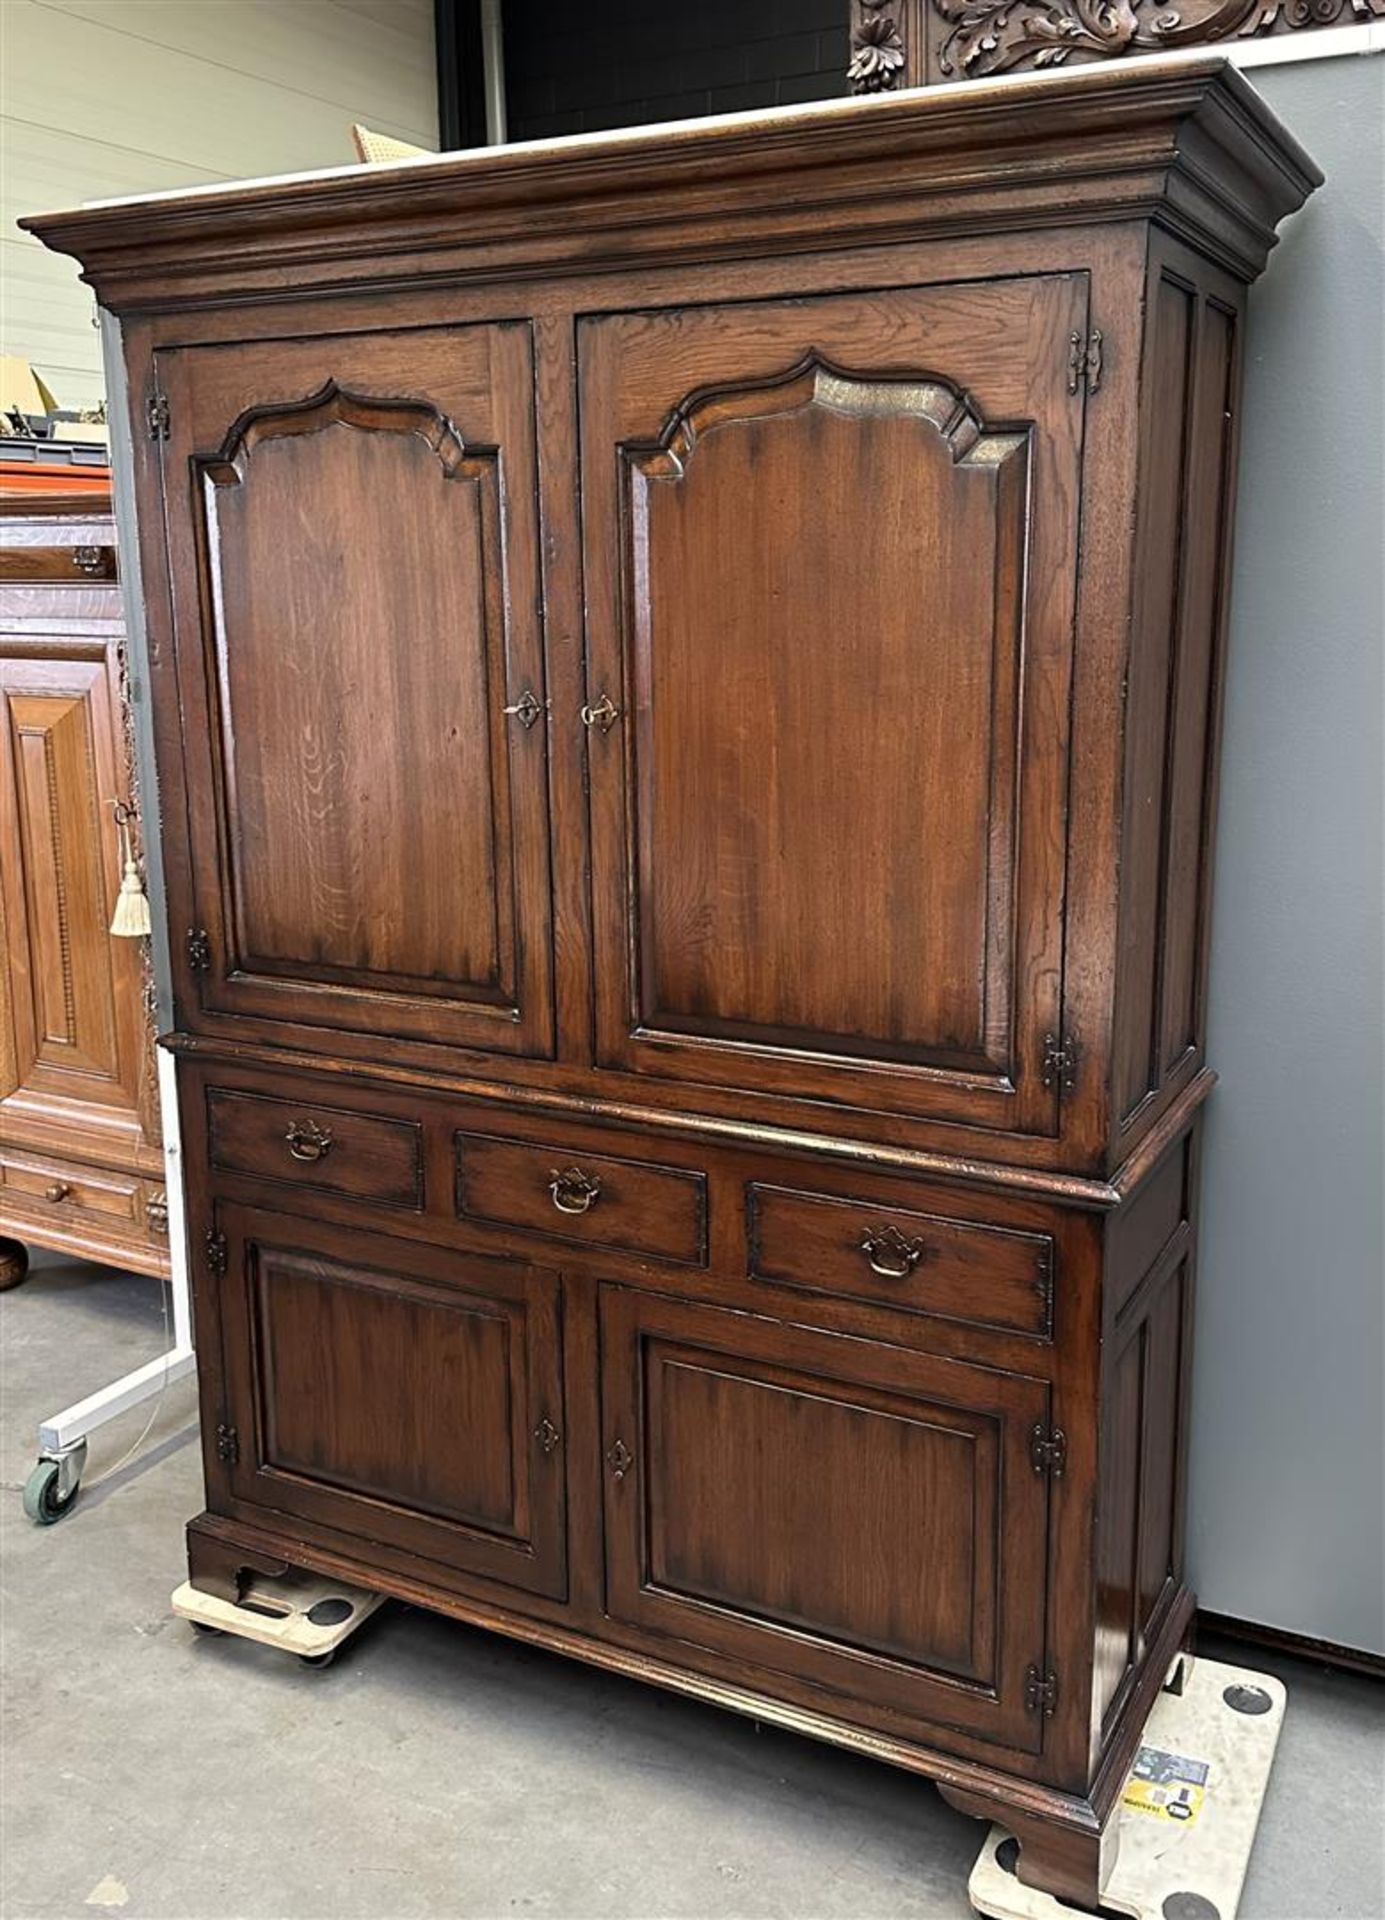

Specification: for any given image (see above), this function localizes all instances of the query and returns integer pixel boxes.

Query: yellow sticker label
[1122,1746,1210,1827]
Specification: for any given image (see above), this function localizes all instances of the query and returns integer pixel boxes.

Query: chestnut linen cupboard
[0,486,167,1285]
[26,57,1317,1905]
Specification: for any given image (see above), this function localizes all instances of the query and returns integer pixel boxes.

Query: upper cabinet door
[579,278,1087,1134]
[156,325,554,1060]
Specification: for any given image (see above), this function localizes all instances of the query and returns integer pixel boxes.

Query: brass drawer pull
[859,1224,926,1280]
[549,1165,601,1215]
[45,1181,73,1204]
[285,1119,334,1163]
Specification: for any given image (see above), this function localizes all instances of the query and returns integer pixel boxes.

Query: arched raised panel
[580,279,1086,1133]
[0,667,122,1084]
[624,355,1029,1073]
[199,381,512,1000]
[160,327,554,1062]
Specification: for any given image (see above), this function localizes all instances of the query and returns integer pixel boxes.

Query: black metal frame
[434,0,488,151]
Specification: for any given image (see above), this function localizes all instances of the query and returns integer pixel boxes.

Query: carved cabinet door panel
[154,325,554,1061]
[600,1286,1053,1752]
[579,277,1087,1133]
[209,1203,568,1599]
[0,643,153,1148]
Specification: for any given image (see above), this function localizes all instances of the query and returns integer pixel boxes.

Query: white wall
[1,0,437,410]
[1191,49,1385,1657]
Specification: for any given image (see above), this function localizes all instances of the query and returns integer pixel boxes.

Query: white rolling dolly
[22,343,196,1528]
[969,1654,1287,1920]
[173,1570,385,1670]
[22,1049,197,1523]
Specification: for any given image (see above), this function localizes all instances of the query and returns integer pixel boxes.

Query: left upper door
[152,325,554,1060]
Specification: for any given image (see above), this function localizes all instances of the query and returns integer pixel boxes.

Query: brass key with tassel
[109,799,152,939]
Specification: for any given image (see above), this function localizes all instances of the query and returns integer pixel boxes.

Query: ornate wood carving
[848,0,910,89]
[936,0,1383,78]
[850,0,1383,87]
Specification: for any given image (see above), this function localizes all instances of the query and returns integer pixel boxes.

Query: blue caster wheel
[23,1457,80,1525]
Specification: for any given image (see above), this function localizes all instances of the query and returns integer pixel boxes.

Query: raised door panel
[600,1287,1052,1751]
[213,1205,567,1599]
[579,277,1087,1133]
[0,649,148,1131]
[157,326,553,1060]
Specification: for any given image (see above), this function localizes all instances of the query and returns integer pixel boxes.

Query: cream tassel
[110,802,152,939]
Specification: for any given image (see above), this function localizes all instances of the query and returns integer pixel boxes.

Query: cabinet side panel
[1157,303,1237,1078]
[1113,246,1244,1150]
[1093,1124,1198,1742]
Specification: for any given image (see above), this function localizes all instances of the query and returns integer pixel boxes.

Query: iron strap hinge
[215,1423,239,1464]
[1025,1665,1059,1716]
[1067,328,1103,396]
[1041,1031,1079,1094]
[1030,1421,1068,1477]
[147,389,170,440]
[186,928,212,973]
[203,1228,228,1278]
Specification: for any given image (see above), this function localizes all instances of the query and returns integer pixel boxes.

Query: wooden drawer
[747,1184,1053,1339]
[0,1149,142,1226]
[0,541,117,585]
[456,1132,707,1266]
[207,1090,423,1210]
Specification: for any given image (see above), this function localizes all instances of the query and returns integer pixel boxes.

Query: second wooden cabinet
[0,486,167,1283]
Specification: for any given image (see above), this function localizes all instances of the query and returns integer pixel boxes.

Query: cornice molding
[22,57,1319,310]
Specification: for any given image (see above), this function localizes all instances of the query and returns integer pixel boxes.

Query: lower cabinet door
[213,1203,567,1599]
[600,1287,1052,1751]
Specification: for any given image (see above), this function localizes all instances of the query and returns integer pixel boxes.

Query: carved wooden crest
[847,0,1383,88]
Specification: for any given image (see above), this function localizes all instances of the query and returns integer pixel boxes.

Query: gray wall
[1190,52,1385,1656]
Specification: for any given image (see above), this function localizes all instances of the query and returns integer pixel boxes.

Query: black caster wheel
[22,1458,80,1525]
[191,1620,225,1637]
[299,1648,337,1669]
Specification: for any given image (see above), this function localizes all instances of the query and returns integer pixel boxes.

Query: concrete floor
[2,1254,1381,1920]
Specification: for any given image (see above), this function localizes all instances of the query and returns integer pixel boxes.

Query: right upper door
[579,275,1088,1135]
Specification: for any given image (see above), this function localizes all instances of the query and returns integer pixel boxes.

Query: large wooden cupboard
[26,57,1318,1904]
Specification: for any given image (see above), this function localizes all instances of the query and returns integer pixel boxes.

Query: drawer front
[0,541,117,585]
[207,1090,423,1209]
[1,1150,142,1226]
[748,1184,1053,1339]
[456,1132,707,1266]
